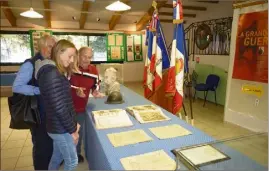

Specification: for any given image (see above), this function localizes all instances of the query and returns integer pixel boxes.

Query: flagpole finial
[152,1,157,9]
[149,2,158,32]
[173,0,184,24]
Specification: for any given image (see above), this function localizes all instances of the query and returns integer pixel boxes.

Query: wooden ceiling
[0,0,222,31]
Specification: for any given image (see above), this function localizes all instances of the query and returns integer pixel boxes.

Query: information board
[106,33,126,62]
[126,34,143,62]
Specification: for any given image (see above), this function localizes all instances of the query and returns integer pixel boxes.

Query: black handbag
[8,59,41,129]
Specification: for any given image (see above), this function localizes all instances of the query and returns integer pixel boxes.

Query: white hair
[37,35,56,51]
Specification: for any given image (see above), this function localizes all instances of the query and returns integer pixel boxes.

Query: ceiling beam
[160,19,186,24]
[109,0,130,30]
[43,0,51,28]
[197,1,219,3]
[233,0,267,9]
[136,0,167,31]
[163,4,207,11]
[159,12,196,18]
[0,1,16,27]
[79,0,91,29]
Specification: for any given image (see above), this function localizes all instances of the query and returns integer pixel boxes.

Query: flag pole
[174,0,189,123]
[173,0,194,124]
[187,74,194,125]
[184,29,194,126]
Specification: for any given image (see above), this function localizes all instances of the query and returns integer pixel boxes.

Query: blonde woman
[35,39,80,170]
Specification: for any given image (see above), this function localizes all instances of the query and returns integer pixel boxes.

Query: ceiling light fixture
[20,0,43,19]
[20,7,43,18]
[20,8,43,18]
[105,1,131,11]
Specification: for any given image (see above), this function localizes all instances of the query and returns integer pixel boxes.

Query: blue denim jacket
[12,53,46,120]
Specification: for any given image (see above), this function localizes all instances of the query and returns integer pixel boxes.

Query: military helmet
[105,91,124,104]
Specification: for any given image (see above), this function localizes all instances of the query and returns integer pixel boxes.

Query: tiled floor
[1,82,268,170]
[0,98,88,170]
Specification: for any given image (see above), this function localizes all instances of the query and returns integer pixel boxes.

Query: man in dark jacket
[12,35,56,170]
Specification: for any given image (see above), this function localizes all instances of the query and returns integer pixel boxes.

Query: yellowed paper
[116,35,123,46]
[149,124,192,139]
[127,36,134,61]
[92,109,133,130]
[120,150,177,170]
[107,129,153,147]
[111,46,121,59]
[134,35,141,45]
[126,105,170,124]
[108,35,115,46]
[180,145,227,165]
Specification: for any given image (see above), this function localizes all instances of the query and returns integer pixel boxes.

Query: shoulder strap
[24,58,35,86]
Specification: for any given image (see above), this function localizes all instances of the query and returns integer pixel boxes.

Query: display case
[172,132,268,170]
[97,63,124,84]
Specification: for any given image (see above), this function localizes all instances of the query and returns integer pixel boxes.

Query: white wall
[224,4,268,132]
[188,55,230,74]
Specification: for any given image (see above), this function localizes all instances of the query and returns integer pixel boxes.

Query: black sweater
[35,60,77,134]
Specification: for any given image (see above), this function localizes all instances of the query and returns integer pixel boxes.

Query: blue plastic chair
[193,74,220,107]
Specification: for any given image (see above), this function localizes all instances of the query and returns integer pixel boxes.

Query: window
[53,34,88,50]
[0,31,109,65]
[53,33,107,62]
[0,32,31,63]
[89,36,107,62]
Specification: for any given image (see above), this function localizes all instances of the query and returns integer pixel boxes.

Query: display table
[84,85,266,170]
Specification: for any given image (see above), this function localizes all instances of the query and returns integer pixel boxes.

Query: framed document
[116,35,123,46]
[107,33,126,62]
[125,34,143,62]
[108,35,115,46]
[111,46,121,60]
[127,35,134,61]
[172,144,230,170]
[134,35,142,61]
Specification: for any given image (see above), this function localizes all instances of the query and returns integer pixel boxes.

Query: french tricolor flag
[165,0,188,115]
[143,26,154,98]
[173,0,183,24]
[154,19,170,90]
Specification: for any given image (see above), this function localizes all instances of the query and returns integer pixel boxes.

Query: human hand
[76,123,81,133]
[76,87,86,98]
[92,90,105,98]
[71,132,79,145]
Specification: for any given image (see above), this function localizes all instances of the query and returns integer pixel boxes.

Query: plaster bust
[104,67,120,95]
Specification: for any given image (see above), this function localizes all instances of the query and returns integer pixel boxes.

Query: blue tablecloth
[84,85,266,170]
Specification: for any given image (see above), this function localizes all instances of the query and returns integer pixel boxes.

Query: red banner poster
[232,10,268,83]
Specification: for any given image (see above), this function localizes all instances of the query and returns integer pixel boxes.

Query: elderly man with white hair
[12,34,56,170]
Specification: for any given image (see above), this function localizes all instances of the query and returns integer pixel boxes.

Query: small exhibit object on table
[92,109,133,130]
[107,129,153,147]
[149,124,192,139]
[173,144,230,169]
[126,105,170,123]
[120,150,177,170]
